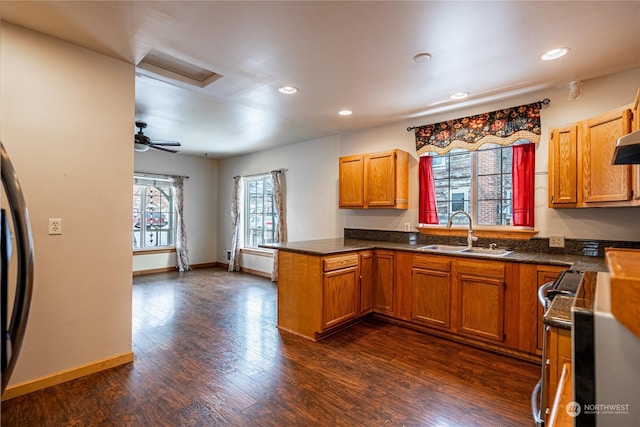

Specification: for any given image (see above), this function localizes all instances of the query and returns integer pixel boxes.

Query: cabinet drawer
[412,255,451,272]
[323,254,359,272]
[457,259,505,279]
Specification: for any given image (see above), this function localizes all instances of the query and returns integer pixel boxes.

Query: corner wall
[217,135,343,270]
[1,24,134,386]
[133,149,218,272]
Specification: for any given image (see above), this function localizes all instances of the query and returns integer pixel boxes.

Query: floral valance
[413,101,544,155]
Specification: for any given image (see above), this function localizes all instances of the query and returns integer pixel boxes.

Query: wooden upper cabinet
[339,155,365,207]
[580,107,633,205]
[549,125,578,207]
[339,149,409,209]
[548,87,640,208]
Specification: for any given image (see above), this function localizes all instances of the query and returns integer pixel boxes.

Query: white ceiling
[2,1,640,158]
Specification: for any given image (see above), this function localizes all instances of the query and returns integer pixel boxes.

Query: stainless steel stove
[531,269,584,426]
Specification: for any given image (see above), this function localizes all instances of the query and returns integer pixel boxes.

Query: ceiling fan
[134,121,181,153]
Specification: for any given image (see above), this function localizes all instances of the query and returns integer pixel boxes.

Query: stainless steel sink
[419,244,467,252]
[460,247,513,257]
[419,244,513,257]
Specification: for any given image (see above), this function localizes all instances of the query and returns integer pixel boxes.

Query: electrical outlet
[549,235,565,248]
[48,218,62,235]
[226,250,232,261]
[404,222,411,232]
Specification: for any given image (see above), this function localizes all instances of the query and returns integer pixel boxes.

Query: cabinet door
[544,326,572,424]
[365,151,396,207]
[412,268,451,329]
[457,274,506,342]
[373,251,395,314]
[633,88,640,201]
[322,266,359,329]
[549,125,578,207]
[339,155,364,208]
[359,251,373,314]
[581,108,632,204]
[632,167,640,201]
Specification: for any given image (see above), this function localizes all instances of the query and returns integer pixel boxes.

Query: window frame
[424,141,536,235]
[243,174,276,250]
[132,175,177,251]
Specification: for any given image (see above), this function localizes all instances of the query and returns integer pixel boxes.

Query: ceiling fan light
[134,142,150,152]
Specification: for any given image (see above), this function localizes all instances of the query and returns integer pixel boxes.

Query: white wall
[217,69,640,277]
[340,68,640,240]
[133,149,218,271]
[217,135,343,267]
[1,24,134,385]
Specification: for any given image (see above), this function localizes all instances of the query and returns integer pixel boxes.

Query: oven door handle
[531,378,544,425]
[538,280,555,307]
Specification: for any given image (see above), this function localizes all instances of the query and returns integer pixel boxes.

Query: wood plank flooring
[2,268,539,426]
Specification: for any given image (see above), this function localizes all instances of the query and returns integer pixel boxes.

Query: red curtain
[512,143,535,227]
[419,156,439,224]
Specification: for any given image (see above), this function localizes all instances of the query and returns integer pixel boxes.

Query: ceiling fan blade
[150,145,179,153]
[150,140,181,146]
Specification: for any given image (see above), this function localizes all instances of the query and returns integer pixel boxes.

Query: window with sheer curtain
[244,174,276,249]
[132,175,176,249]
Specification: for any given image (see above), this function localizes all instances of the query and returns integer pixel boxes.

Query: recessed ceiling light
[278,85,298,94]
[338,109,353,116]
[541,47,570,61]
[450,92,469,100]
[413,52,432,63]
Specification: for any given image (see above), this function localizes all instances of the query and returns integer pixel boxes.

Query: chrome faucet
[447,211,478,249]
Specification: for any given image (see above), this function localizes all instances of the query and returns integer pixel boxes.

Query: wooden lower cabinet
[278,247,562,358]
[456,259,506,342]
[544,326,572,425]
[322,258,359,329]
[412,255,452,329]
[410,254,537,354]
[359,251,373,314]
[277,250,368,340]
[373,250,395,315]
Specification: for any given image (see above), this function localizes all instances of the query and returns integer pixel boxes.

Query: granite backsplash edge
[343,228,640,257]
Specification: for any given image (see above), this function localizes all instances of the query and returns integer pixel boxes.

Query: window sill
[241,248,274,258]
[416,225,538,240]
[133,247,176,256]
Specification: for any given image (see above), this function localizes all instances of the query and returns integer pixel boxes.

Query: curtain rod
[134,171,189,179]
[234,168,286,179]
[406,98,551,132]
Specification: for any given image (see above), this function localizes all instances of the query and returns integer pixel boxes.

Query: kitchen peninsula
[261,237,606,361]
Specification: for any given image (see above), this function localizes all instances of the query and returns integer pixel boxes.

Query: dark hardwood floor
[2,268,539,426]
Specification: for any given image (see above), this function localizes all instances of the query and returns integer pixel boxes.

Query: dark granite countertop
[261,238,607,272]
[543,295,575,329]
